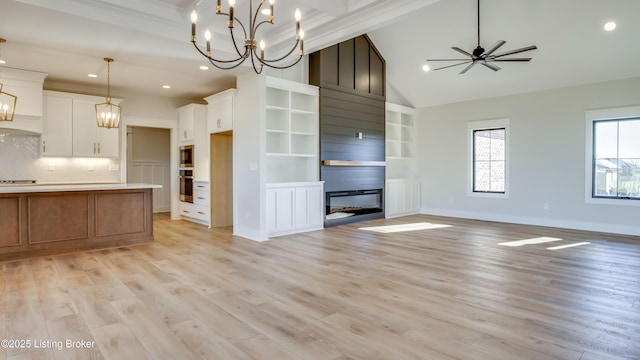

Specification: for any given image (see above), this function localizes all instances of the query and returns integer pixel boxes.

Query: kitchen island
[0,183,161,260]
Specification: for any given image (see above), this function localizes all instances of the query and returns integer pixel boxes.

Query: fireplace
[325,189,383,225]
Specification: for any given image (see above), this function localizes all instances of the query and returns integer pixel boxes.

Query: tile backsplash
[0,131,121,183]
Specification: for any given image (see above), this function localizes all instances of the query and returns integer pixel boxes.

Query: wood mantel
[322,160,386,167]
[0,184,158,260]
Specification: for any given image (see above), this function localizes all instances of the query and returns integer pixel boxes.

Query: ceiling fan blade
[492,45,537,58]
[426,59,472,62]
[459,61,477,74]
[452,47,474,58]
[432,61,473,71]
[482,62,501,71]
[492,58,533,62]
[483,40,506,57]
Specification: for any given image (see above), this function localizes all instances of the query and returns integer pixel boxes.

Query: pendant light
[0,38,18,122]
[95,58,122,128]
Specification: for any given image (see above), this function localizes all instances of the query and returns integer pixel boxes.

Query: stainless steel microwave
[180,145,194,168]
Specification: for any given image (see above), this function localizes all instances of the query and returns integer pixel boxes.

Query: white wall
[233,72,268,241]
[417,76,640,235]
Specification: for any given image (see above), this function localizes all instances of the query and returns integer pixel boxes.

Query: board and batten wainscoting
[129,160,171,212]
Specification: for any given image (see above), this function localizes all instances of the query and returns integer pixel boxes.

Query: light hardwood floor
[1,213,639,359]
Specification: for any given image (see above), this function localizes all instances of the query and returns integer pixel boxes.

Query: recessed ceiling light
[0,60,6,64]
[422,64,431,72]
[604,21,616,31]
[199,65,209,70]
[88,74,97,78]
[162,85,171,89]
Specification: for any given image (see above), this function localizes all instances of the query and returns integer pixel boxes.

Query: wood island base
[0,187,155,261]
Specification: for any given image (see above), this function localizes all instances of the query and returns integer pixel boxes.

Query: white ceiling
[1,0,639,108]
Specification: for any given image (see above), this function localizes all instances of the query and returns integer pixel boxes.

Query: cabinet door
[267,188,295,233]
[72,99,100,157]
[97,126,119,158]
[178,107,195,143]
[209,95,233,133]
[386,181,403,217]
[41,96,73,157]
[295,185,323,228]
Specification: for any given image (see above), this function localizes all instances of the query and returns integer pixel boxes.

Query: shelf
[386,102,416,180]
[263,77,319,184]
[291,131,315,136]
[266,105,289,111]
[266,87,289,108]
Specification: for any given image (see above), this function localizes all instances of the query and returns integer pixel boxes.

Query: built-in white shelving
[386,102,420,218]
[265,77,319,183]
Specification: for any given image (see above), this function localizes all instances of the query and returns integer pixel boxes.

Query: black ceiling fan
[426,0,537,74]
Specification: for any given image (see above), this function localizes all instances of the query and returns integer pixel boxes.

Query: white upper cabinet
[205,89,235,134]
[178,106,195,143]
[41,91,121,158]
[72,98,119,158]
[41,93,73,157]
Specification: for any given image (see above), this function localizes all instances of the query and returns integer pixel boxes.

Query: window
[586,106,640,206]
[592,118,640,200]
[468,119,509,197]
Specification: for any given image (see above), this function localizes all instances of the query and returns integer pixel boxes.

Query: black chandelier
[190,0,305,74]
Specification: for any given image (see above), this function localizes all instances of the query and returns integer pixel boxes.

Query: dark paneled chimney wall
[310,35,386,225]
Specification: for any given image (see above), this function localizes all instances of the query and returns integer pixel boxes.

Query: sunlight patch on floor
[359,222,452,233]
[547,242,591,250]
[498,237,563,247]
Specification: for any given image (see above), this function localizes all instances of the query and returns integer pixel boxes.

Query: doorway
[210,131,233,227]
[126,126,172,212]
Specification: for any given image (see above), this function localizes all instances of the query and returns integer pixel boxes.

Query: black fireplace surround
[310,35,386,227]
[326,188,383,215]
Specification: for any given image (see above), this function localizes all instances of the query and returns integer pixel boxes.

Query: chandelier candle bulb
[269,0,274,22]
[260,40,265,61]
[299,30,304,55]
[205,30,211,55]
[190,10,197,40]
[295,9,301,39]
[228,0,235,28]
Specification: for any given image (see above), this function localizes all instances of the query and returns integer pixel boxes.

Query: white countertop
[0,183,162,194]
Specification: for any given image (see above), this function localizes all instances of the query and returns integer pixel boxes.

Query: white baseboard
[233,226,269,242]
[420,207,640,236]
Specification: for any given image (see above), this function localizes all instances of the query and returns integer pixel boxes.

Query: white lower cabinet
[267,182,324,237]
[386,179,421,218]
[180,181,210,226]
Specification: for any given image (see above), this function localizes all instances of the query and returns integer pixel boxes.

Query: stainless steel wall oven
[179,169,194,203]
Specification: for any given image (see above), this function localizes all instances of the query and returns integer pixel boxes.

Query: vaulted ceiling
[1,0,639,108]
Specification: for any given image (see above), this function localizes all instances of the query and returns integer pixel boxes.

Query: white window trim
[585,106,640,207]
[467,118,510,199]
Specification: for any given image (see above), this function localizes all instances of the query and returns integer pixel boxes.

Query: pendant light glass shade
[95,58,122,128]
